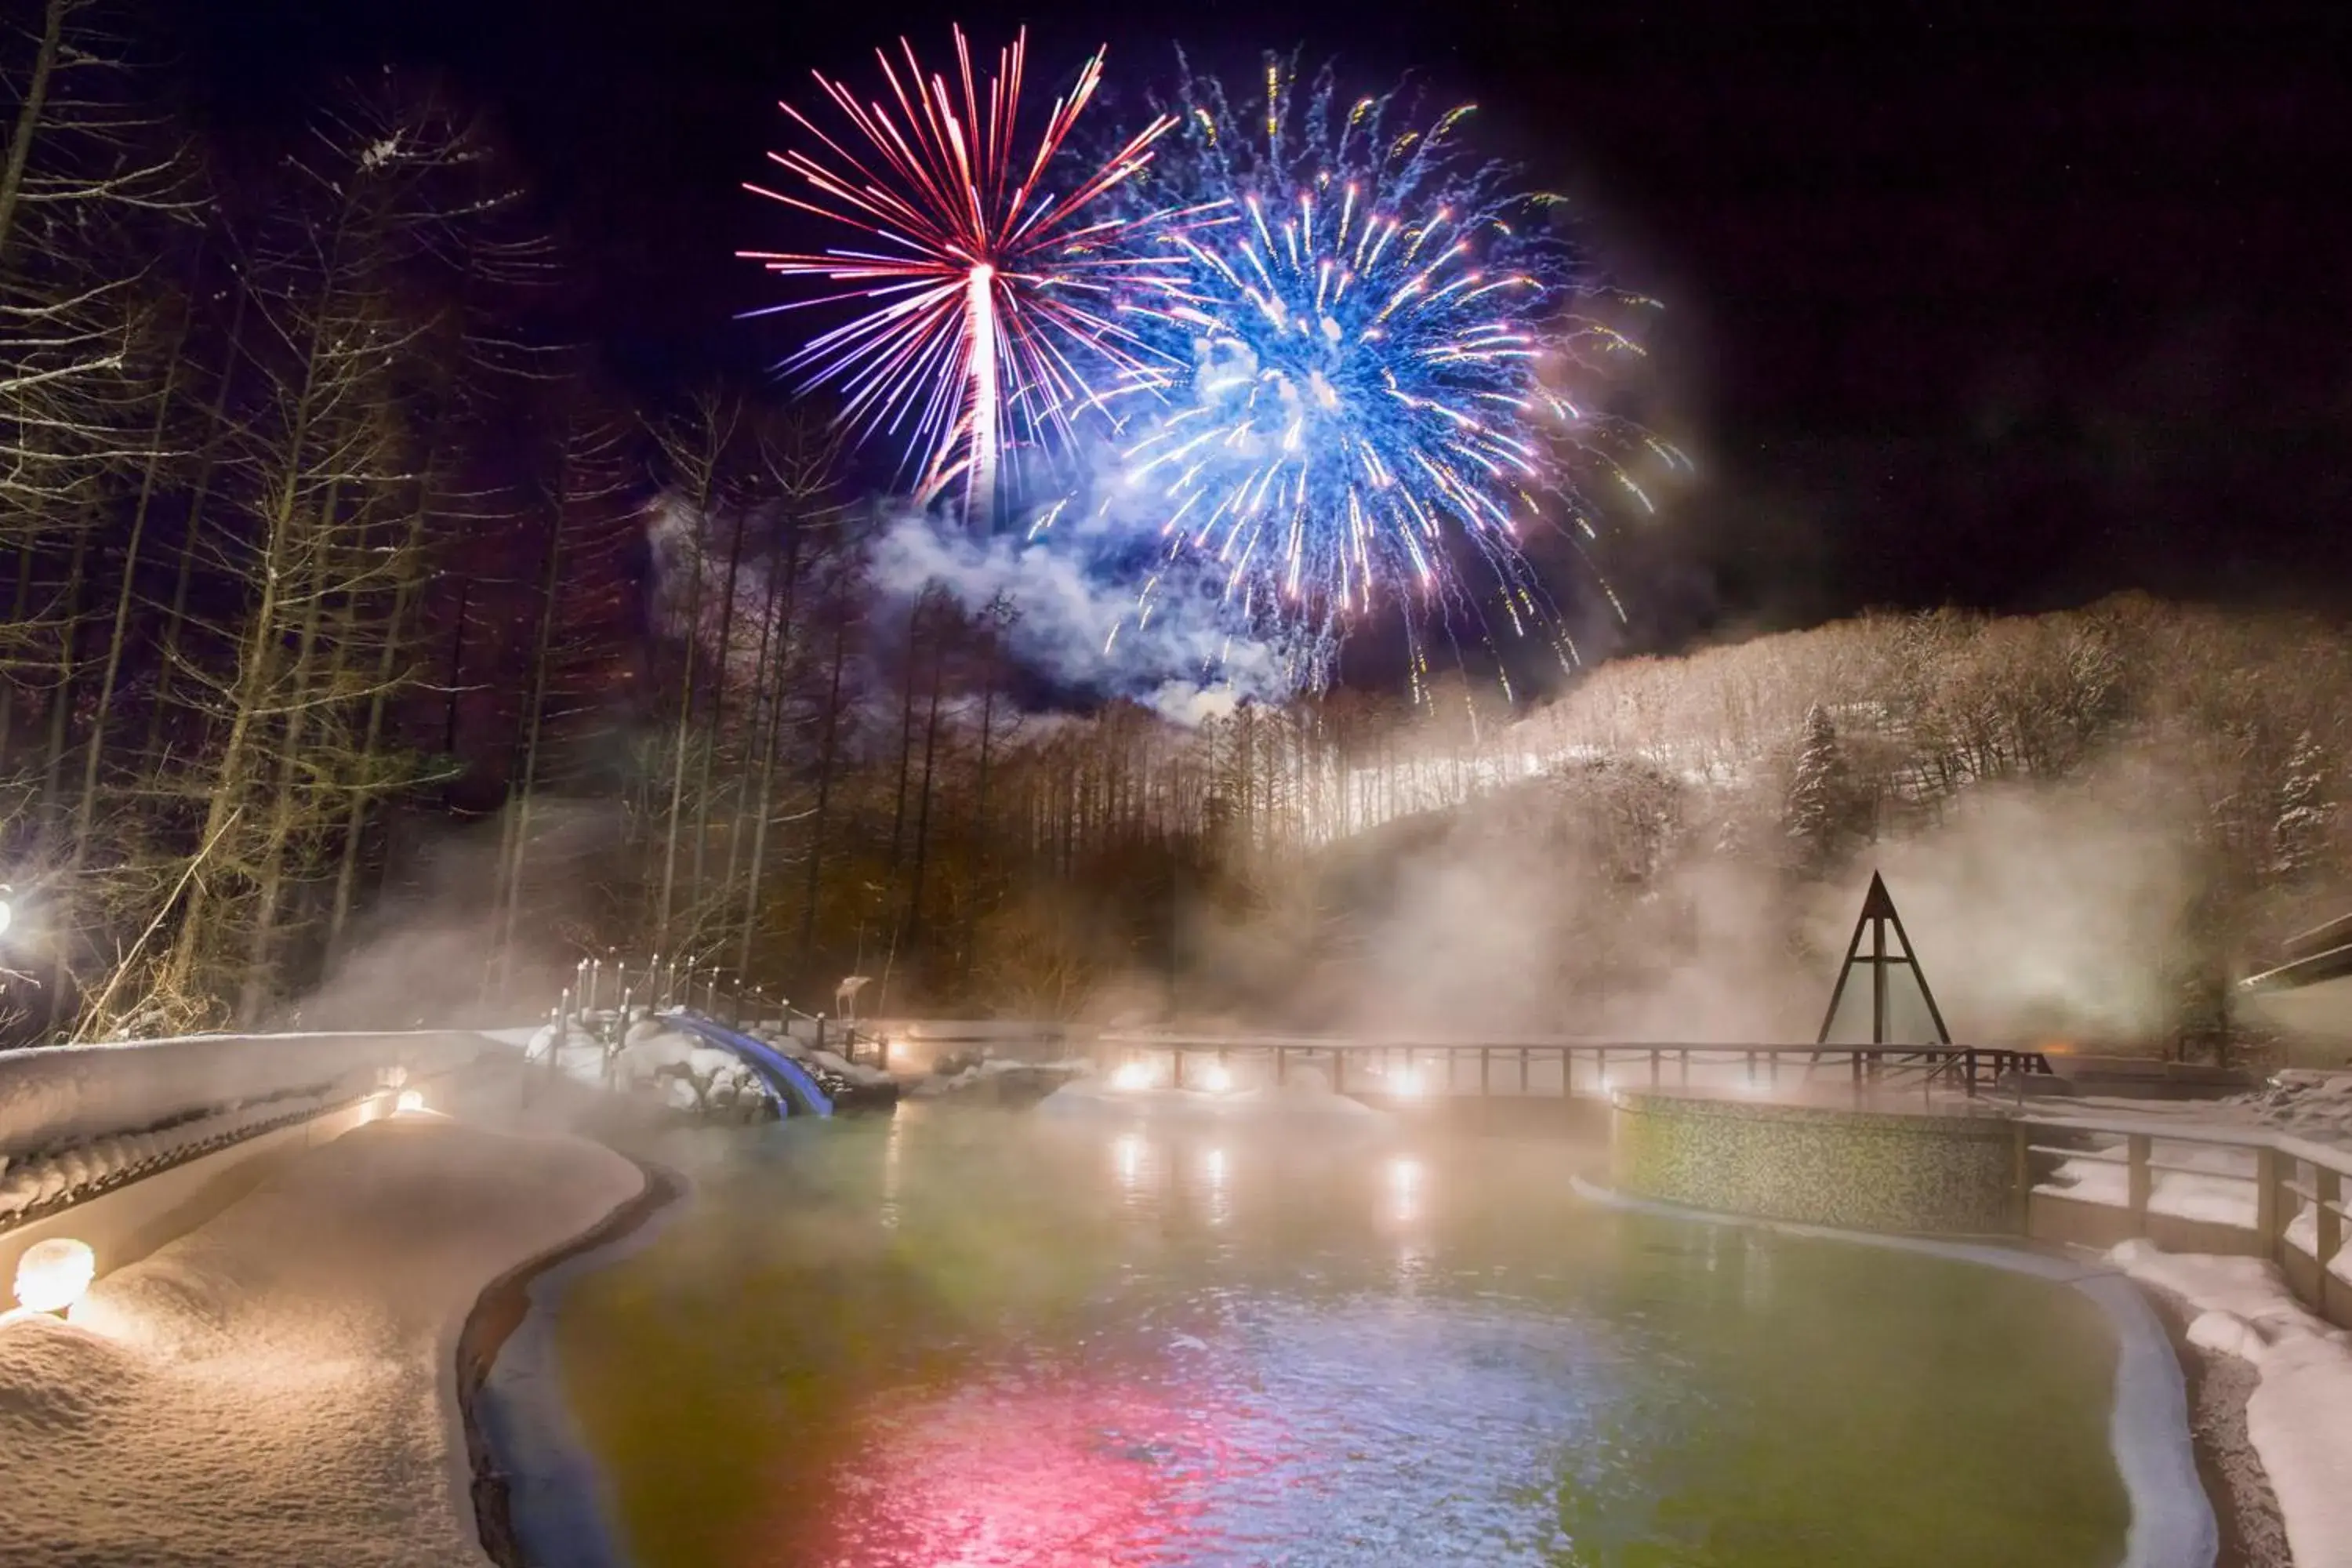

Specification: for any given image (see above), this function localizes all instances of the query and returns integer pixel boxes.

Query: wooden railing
[2021,1112,2350,1327]
[542,954,882,1066]
[1094,1035,2053,1102]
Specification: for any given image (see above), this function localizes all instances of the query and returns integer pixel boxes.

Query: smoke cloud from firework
[869,508,1283,725]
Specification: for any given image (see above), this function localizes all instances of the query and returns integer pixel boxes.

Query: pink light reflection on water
[778,1367,1292,1568]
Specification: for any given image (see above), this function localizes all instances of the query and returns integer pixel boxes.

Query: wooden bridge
[1092,1034,2056,1102]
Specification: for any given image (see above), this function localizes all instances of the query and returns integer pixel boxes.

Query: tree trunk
[0,0,66,268]
[886,596,924,876]
[238,480,339,1022]
[797,611,848,974]
[903,633,947,956]
[39,520,93,815]
[145,288,248,769]
[687,501,752,927]
[655,537,705,952]
[734,527,801,979]
[494,490,568,984]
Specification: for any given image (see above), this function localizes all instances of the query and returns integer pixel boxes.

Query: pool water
[555,1106,2129,1567]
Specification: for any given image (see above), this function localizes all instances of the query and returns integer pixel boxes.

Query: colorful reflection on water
[557,1107,2127,1567]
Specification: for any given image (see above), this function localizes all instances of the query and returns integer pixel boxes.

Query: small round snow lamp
[1111,1061,1156,1092]
[1198,1063,1233,1094]
[15,1238,96,1314]
[395,1089,426,1114]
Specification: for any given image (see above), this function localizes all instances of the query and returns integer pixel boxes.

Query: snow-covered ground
[0,1113,641,1566]
[2111,1241,2352,1568]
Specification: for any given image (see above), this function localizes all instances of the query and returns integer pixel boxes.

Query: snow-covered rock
[0,1116,641,1566]
[2223,1070,2352,1149]
[612,1032,764,1116]
[2110,1240,2352,1568]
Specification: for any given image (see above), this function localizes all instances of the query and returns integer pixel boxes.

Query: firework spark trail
[1058,54,1681,696]
[740,27,1179,528]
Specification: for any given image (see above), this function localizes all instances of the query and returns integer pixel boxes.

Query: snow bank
[0,1116,641,1566]
[2111,1240,2352,1568]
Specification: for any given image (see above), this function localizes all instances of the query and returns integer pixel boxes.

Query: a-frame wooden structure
[1816,871,1953,1046]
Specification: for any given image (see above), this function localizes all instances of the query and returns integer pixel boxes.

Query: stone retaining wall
[1610,1089,2020,1234]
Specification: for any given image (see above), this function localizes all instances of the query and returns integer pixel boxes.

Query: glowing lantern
[15,1238,96,1314]
[1197,1063,1234,1094]
[1390,1066,1424,1098]
[395,1090,426,1114]
[1110,1062,1156,1093]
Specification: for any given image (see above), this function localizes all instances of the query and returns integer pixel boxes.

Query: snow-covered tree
[1784,702,1852,873]
[2273,729,2332,880]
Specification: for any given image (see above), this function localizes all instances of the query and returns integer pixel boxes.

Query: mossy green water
[557,1109,2128,1567]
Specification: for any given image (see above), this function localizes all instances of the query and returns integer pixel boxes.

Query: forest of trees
[2,2,2344,1047]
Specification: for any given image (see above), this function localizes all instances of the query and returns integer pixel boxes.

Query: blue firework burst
[1063,54,1671,695]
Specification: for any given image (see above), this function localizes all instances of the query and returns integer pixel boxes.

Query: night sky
[182,0,2352,656]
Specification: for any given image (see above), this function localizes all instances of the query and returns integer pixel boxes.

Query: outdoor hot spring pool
[547,1106,2129,1567]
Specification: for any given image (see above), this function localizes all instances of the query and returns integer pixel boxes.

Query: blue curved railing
[660,1011,833,1119]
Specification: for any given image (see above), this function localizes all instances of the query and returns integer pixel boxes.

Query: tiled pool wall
[1610,1091,2020,1234]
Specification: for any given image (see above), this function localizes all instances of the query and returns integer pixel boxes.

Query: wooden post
[1650,1048,1661,1090]
[2255,1145,2281,1263]
[2318,1167,2343,1278]
[1332,1048,1345,1097]
[1479,1046,1490,1095]
[2011,1120,2031,1233]
[2127,1135,2153,1232]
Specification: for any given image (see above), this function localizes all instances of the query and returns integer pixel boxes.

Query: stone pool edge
[459,1160,687,1568]
[1569,1174,2219,1568]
